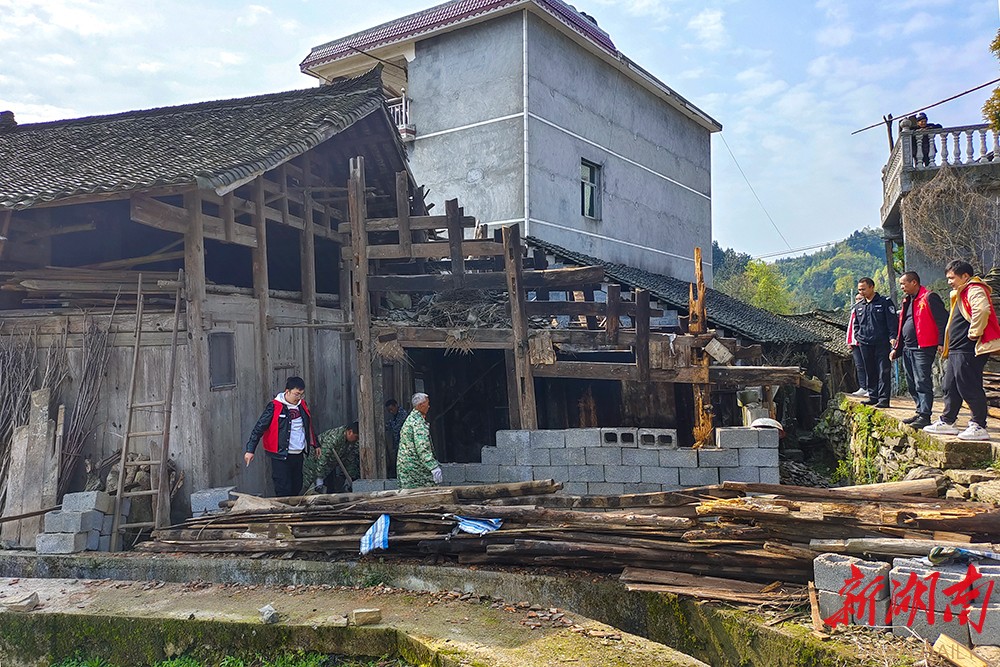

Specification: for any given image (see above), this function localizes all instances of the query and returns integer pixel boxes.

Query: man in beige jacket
[924,260,1000,441]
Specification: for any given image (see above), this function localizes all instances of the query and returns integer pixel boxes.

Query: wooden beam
[689,247,713,448]
[503,224,537,430]
[131,194,257,247]
[532,361,709,383]
[349,157,384,479]
[524,301,663,318]
[300,157,318,393]
[184,189,211,491]
[367,265,605,292]
[636,289,650,383]
[707,366,803,385]
[252,177,273,404]
[395,171,412,255]
[342,240,505,261]
[337,214,476,234]
[606,284,621,344]
[446,199,465,286]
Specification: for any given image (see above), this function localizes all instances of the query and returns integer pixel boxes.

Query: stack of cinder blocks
[36,491,129,554]
[350,479,399,494]
[713,427,779,484]
[190,486,237,517]
[813,553,1000,646]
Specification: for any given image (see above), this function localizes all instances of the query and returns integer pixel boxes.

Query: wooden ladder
[110,270,184,551]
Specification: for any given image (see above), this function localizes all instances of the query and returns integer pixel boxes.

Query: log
[809,538,997,557]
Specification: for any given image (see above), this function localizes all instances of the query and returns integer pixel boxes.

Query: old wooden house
[0,69,414,512]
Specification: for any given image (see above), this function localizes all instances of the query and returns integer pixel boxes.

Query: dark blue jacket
[852,293,897,346]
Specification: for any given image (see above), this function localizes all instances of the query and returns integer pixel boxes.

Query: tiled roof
[0,69,388,210]
[301,0,615,71]
[526,236,823,345]
[782,313,851,358]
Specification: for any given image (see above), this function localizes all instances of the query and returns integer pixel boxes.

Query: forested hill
[712,228,889,315]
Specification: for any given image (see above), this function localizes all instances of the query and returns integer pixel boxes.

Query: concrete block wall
[351,427,778,495]
[813,553,1000,646]
[36,491,129,555]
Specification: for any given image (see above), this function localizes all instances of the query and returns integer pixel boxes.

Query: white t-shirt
[277,393,306,454]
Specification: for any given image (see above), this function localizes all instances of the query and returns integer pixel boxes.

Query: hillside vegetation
[713,228,891,314]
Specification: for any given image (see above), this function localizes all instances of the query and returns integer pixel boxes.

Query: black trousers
[851,345,868,391]
[859,343,892,403]
[271,452,304,498]
[941,351,989,427]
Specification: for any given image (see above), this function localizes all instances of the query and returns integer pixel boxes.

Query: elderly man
[302,421,359,493]
[889,271,948,429]
[396,393,442,489]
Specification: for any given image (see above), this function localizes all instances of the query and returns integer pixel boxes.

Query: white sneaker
[850,388,870,398]
[957,423,992,441]
[923,419,960,436]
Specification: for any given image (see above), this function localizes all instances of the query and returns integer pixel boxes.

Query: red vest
[262,399,313,454]
[895,286,941,348]
[959,282,1000,345]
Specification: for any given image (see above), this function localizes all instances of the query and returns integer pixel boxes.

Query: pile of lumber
[138,478,1000,604]
[1,268,178,308]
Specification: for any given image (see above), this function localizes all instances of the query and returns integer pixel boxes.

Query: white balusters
[966,130,975,165]
[979,128,989,162]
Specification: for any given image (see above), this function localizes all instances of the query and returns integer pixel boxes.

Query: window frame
[208,331,237,391]
[580,159,602,220]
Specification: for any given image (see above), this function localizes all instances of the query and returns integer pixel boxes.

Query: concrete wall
[524,14,714,284]
[407,12,525,226]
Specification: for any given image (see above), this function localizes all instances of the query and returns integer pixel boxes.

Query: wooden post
[222,192,235,243]
[184,188,211,489]
[446,199,465,287]
[348,157,383,478]
[606,284,621,344]
[301,157,318,392]
[582,288,598,330]
[0,209,11,261]
[252,176,273,401]
[504,349,522,430]
[395,171,412,255]
[503,224,538,430]
[635,289,650,383]
[688,248,713,448]
[884,238,898,304]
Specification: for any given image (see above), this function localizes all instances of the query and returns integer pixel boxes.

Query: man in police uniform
[853,277,897,408]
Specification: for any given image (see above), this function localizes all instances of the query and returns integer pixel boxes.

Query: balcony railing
[882,123,1000,227]
[386,91,415,142]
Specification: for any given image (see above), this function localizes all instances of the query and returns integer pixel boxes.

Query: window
[208,332,237,389]
[580,159,601,219]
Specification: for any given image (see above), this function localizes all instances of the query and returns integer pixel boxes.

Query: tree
[711,241,751,283]
[723,259,793,314]
[983,29,1000,131]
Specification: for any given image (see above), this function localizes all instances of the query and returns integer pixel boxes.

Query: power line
[719,132,792,251]
[851,77,1000,135]
[753,240,839,260]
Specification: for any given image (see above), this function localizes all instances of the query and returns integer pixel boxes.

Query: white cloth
[275,392,306,454]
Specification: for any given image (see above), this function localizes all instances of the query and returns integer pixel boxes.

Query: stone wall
[354,426,778,494]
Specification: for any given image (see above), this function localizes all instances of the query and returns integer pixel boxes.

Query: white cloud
[590,0,672,24]
[687,9,726,51]
[217,51,247,66]
[136,61,166,74]
[817,24,852,48]
[37,53,77,67]
[237,4,272,27]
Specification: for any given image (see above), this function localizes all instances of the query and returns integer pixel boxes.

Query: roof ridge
[14,67,383,132]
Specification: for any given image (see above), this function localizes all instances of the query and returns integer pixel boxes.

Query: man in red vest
[924,260,1000,441]
[244,376,322,496]
[889,272,948,429]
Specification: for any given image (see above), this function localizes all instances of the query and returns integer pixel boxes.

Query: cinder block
[119,497,132,518]
[550,448,587,466]
[463,464,500,483]
[62,491,114,514]
[740,448,779,467]
[531,430,566,449]
[588,482,625,495]
[660,449,698,468]
[532,466,569,482]
[716,428,759,449]
[623,448,660,467]
[439,463,467,485]
[496,430,530,449]
[638,428,678,449]
[351,480,386,494]
[565,428,601,448]
[819,590,849,623]
[384,479,399,491]
[719,467,760,484]
[190,486,236,514]
[496,430,531,463]
[601,428,638,447]
[680,467,720,487]
[623,483,665,494]
[498,465,533,483]
[890,566,994,612]
[45,509,104,534]
[641,466,679,486]
[969,606,1000,646]
[557,482,586,495]
[757,428,779,448]
[585,447,621,465]
[86,529,100,551]
[480,446,504,465]
[892,608,970,645]
[527,448,551,466]
[759,467,781,484]
[854,596,891,628]
[698,449,739,467]
[814,554,890,599]
[604,465,641,483]
[98,534,111,552]
[566,465,606,482]
[35,532,88,554]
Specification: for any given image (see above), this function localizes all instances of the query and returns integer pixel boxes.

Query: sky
[1,0,998,259]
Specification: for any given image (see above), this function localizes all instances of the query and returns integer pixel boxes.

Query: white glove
[431,466,443,484]
[315,477,324,489]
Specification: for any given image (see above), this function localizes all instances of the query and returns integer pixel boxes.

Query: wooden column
[301,157,318,391]
[504,349,522,430]
[446,199,465,287]
[503,224,537,430]
[606,284,621,344]
[252,176,273,401]
[688,247,713,448]
[635,289,650,383]
[395,171,412,255]
[348,157,384,478]
[184,188,211,488]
